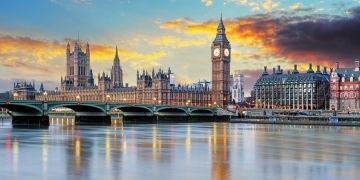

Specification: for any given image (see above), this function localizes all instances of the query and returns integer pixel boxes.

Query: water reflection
[1,122,360,179]
[211,123,230,180]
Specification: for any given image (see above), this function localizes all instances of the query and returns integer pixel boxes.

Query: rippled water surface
[1,120,360,180]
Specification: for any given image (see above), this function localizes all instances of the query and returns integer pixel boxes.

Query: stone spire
[113,46,120,65]
[88,69,94,87]
[213,14,229,43]
[86,42,90,55]
[217,13,225,31]
[39,82,44,92]
[111,46,123,88]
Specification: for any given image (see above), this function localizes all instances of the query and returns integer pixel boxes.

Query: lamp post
[152,97,157,112]
[13,92,18,100]
[153,97,157,105]
[43,91,48,102]
[106,94,111,103]
[76,95,80,104]
[106,94,111,114]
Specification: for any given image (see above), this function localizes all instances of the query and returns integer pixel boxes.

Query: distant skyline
[2,0,360,95]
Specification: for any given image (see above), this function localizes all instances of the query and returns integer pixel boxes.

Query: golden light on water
[42,135,48,174]
[12,140,19,173]
[185,125,192,159]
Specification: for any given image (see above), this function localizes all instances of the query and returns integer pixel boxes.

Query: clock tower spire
[211,15,231,107]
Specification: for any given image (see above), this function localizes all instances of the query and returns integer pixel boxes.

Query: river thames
[0,120,360,180]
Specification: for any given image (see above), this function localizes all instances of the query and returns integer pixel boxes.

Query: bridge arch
[0,103,42,115]
[111,105,153,115]
[190,109,214,116]
[49,103,106,113]
[156,107,188,116]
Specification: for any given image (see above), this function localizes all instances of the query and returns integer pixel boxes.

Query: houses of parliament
[27,16,231,107]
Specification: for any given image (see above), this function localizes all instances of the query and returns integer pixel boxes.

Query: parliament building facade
[34,16,231,107]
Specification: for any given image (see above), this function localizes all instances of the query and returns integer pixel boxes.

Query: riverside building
[254,64,330,110]
[330,61,360,111]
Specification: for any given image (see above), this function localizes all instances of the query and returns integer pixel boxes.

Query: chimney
[262,66,268,76]
[293,64,299,74]
[330,68,334,73]
[273,68,276,75]
[287,70,290,74]
[355,59,360,71]
[323,67,328,74]
[336,62,339,69]
[316,65,322,74]
[307,64,314,73]
[276,65,281,74]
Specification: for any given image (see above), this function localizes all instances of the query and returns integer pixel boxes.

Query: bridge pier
[75,115,111,125]
[12,115,49,127]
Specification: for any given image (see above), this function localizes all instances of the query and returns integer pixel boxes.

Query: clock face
[224,48,230,57]
[213,48,220,57]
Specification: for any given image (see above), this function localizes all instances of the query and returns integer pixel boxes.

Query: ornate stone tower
[152,68,171,104]
[63,40,90,89]
[98,72,112,91]
[211,15,231,107]
[111,46,123,88]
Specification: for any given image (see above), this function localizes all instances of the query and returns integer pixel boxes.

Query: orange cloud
[149,35,208,48]
[0,36,64,74]
[0,36,167,74]
[161,17,277,48]
[160,15,339,69]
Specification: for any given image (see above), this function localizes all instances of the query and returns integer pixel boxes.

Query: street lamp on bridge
[152,97,157,105]
[13,92,18,100]
[76,95,80,104]
[106,94,111,103]
[43,91,48,102]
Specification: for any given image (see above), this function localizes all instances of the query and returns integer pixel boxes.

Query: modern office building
[254,64,330,110]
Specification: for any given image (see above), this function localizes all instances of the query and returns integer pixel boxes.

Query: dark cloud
[274,8,360,66]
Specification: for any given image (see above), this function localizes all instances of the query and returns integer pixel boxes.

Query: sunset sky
[1,0,360,95]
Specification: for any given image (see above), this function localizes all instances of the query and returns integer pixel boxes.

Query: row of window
[332,85,360,90]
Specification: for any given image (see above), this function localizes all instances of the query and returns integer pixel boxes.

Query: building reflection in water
[66,129,93,178]
[50,116,75,126]
[109,125,126,179]
[134,124,174,165]
[211,123,230,180]
[42,132,49,175]
[185,125,191,160]
[250,124,360,179]
[2,119,360,179]
[12,139,19,173]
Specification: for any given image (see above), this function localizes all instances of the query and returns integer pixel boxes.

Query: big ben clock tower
[211,15,231,107]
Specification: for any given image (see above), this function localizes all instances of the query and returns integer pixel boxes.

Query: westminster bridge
[0,100,222,126]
